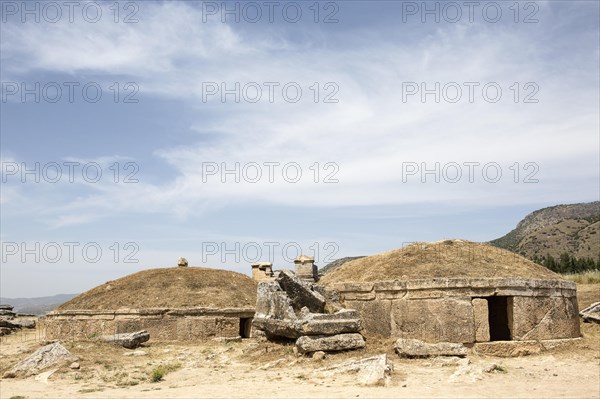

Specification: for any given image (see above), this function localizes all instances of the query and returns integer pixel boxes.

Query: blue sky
[1,1,599,297]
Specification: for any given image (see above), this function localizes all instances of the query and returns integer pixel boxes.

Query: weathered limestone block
[255,281,297,320]
[580,301,600,324]
[254,308,363,338]
[15,319,36,329]
[295,255,318,281]
[472,298,490,342]
[391,298,475,343]
[99,330,149,349]
[395,338,467,358]
[0,318,20,329]
[300,318,362,336]
[314,354,392,386]
[297,308,363,336]
[296,333,366,354]
[3,342,77,378]
[276,270,325,313]
[344,299,392,337]
[252,317,301,339]
[0,309,16,318]
[511,296,580,340]
[474,341,543,357]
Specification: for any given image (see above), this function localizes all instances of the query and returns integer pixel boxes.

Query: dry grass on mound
[57,267,257,311]
[320,240,561,285]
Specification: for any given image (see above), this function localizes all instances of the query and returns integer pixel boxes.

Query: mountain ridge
[489,201,600,271]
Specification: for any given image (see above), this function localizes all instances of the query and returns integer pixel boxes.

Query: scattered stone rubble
[579,301,600,324]
[3,342,77,378]
[252,270,365,354]
[0,304,36,336]
[395,338,467,358]
[98,330,150,349]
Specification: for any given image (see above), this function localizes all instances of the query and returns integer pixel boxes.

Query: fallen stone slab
[276,270,325,313]
[315,354,392,386]
[253,317,302,339]
[99,330,149,349]
[0,309,16,317]
[395,338,467,358]
[296,333,365,354]
[0,318,20,329]
[297,309,363,336]
[14,319,36,329]
[2,342,76,378]
[580,301,600,324]
[539,337,582,350]
[473,341,542,357]
[299,319,362,336]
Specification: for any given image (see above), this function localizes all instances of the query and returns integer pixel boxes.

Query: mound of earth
[56,267,257,311]
[319,240,561,285]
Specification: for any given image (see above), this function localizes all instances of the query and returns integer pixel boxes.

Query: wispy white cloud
[1,2,598,227]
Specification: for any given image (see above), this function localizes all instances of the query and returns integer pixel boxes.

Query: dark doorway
[239,318,252,338]
[487,296,512,341]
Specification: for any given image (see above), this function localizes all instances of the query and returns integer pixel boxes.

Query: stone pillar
[294,255,317,282]
[472,298,490,342]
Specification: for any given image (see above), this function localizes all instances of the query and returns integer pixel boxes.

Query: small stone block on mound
[296,333,365,354]
[395,338,467,358]
[99,330,149,349]
[315,354,392,386]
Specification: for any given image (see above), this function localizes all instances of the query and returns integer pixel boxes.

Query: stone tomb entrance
[485,296,512,341]
[239,318,252,338]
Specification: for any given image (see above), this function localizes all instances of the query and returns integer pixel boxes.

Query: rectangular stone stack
[252,270,365,354]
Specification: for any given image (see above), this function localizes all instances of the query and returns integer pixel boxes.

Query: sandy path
[1,345,598,399]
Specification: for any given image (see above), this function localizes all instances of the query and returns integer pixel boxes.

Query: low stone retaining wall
[327,278,580,343]
[45,307,255,341]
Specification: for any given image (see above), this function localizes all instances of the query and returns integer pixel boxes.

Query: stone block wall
[44,307,254,342]
[328,278,580,343]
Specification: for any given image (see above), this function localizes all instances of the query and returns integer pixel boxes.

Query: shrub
[151,366,166,383]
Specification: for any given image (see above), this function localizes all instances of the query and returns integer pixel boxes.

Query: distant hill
[0,294,78,315]
[490,201,600,272]
[320,256,366,276]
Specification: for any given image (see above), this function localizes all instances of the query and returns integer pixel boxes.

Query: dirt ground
[1,284,598,399]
